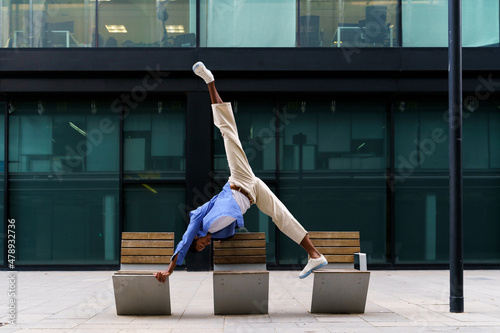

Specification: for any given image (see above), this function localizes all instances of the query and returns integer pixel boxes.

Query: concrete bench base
[112,270,171,315]
[311,269,370,314]
[213,270,269,315]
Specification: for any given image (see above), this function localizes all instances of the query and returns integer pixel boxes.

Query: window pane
[124,183,186,248]
[213,100,277,177]
[201,0,398,48]
[300,0,398,48]
[123,100,186,180]
[98,0,196,47]
[8,100,119,265]
[464,177,500,263]
[394,100,449,263]
[200,0,296,47]
[279,100,388,265]
[403,0,500,47]
[3,0,94,48]
[394,101,449,173]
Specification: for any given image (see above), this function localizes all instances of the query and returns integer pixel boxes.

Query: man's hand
[154,270,171,283]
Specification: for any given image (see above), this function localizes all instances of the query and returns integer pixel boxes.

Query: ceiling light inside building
[105,25,127,33]
[165,25,185,33]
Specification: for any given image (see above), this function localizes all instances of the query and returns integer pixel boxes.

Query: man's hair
[189,239,199,253]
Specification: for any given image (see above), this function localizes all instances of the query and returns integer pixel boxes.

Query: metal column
[448,0,464,314]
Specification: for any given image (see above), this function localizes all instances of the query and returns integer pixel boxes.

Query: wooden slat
[121,240,174,248]
[115,270,158,275]
[214,240,265,249]
[316,247,360,255]
[121,256,171,264]
[121,248,174,256]
[122,232,174,240]
[308,231,360,239]
[310,239,360,247]
[324,254,355,263]
[214,256,267,265]
[214,248,266,257]
[229,233,265,240]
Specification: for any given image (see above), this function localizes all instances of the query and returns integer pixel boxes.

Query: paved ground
[0,270,499,332]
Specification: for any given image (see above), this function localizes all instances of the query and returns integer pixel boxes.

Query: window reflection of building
[2,0,195,48]
[298,0,398,48]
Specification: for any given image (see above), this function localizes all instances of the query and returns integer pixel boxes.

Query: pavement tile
[1,270,500,332]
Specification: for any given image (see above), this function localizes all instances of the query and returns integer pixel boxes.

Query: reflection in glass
[2,0,95,48]
[200,0,398,47]
[299,0,398,48]
[213,100,277,176]
[278,100,388,265]
[123,100,186,180]
[403,0,500,47]
[98,0,196,47]
[394,100,500,263]
[8,100,120,265]
[124,183,186,248]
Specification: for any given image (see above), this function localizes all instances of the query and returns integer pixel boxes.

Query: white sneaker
[299,254,327,279]
[192,61,214,84]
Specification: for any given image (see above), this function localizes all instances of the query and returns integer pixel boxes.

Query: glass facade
[394,100,500,264]
[403,0,500,47]
[8,100,120,265]
[200,0,399,47]
[2,0,95,47]
[3,0,500,48]
[0,94,499,268]
[98,0,196,47]
[0,0,195,48]
[124,183,186,246]
[123,99,186,179]
[278,100,388,264]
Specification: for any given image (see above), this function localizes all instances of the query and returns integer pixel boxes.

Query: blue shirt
[172,182,244,265]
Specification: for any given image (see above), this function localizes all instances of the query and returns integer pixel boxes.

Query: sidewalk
[1,270,499,332]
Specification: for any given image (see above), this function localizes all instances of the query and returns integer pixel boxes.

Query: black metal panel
[0,48,198,72]
[0,78,197,93]
[1,48,500,73]
[185,91,212,271]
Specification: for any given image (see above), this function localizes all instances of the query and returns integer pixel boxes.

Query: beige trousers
[212,102,308,245]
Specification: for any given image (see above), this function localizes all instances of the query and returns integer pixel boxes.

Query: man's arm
[154,254,177,283]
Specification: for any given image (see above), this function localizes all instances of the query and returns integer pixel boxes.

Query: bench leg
[213,272,269,315]
[112,274,171,315]
[311,270,370,314]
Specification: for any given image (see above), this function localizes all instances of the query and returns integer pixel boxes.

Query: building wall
[1,0,500,270]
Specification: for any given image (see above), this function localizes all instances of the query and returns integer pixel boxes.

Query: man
[155,62,327,283]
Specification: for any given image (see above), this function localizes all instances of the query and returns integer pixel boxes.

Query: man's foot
[299,254,327,279]
[193,61,214,84]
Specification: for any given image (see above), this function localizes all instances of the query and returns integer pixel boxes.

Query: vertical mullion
[388,100,396,267]
[274,99,281,267]
[117,100,124,268]
[397,0,403,47]
[196,0,200,47]
[95,0,99,47]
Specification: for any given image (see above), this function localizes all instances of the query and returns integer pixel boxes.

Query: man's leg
[208,82,223,104]
[193,61,325,277]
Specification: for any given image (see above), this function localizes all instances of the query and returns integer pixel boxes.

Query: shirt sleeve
[171,200,212,265]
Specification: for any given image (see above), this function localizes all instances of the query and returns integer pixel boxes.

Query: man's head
[189,234,212,253]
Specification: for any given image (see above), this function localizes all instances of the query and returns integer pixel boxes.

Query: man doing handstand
[155,62,327,282]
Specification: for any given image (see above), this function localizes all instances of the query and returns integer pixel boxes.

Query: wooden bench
[120,232,174,270]
[212,232,269,315]
[112,232,174,315]
[309,231,370,314]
